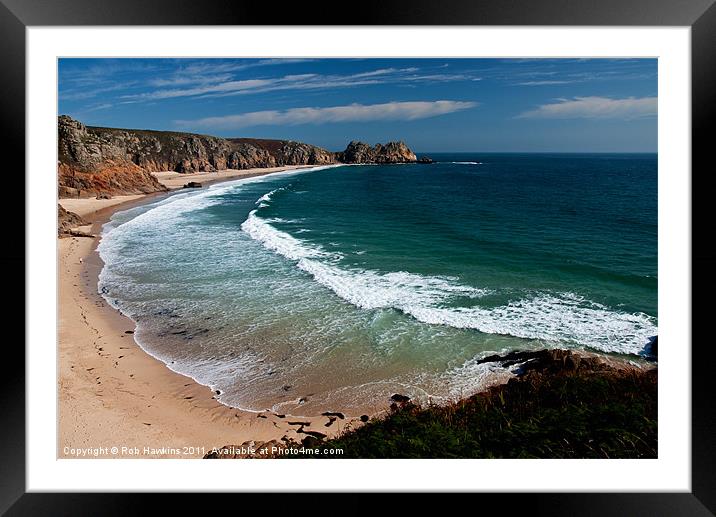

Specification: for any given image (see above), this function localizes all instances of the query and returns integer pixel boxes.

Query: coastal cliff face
[58,116,169,198]
[58,116,418,198]
[230,138,336,166]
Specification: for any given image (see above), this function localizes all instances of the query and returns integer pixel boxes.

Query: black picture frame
[4,0,715,512]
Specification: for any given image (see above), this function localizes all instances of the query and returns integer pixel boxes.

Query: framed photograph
[6,0,715,511]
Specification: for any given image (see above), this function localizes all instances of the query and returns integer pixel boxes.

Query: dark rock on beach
[297,428,327,440]
[183,181,203,188]
[390,394,411,404]
[321,411,345,419]
[65,229,95,239]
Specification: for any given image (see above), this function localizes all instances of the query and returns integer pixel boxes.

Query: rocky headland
[334,140,417,164]
[58,116,419,198]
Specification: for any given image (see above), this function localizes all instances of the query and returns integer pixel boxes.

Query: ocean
[97,153,658,415]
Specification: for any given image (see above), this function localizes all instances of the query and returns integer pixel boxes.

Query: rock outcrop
[58,204,86,236]
[58,116,419,198]
[336,140,417,164]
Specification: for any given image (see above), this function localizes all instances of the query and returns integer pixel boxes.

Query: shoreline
[58,164,366,459]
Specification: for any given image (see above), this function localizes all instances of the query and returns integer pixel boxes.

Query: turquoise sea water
[98,153,657,415]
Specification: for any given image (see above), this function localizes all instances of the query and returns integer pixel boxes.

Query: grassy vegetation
[303,367,657,459]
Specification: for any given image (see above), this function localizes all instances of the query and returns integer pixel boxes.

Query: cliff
[229,138,335,166]
[57,116,418,198]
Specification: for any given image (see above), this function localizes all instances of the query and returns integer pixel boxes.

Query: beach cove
[58,165,367,459]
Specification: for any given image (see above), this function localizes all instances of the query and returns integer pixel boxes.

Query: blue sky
[58,58,657,152]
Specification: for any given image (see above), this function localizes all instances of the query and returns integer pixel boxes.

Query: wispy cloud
[176,100,478,130]
[121,67,477,103]
[59,81,140,101]
[147,74,234,87]
[126,79,276,100]
[516,96,657,119]
[515,80,575,86]
[85,103,113,112]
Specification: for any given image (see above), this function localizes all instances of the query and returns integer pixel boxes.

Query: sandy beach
[58,165,363,459]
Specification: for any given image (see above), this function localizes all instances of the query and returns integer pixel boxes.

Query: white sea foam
[242,213,657,355]
[407,295,655,354]
[98,188,225,270]
[256,186,284,204]
[240,211,336,261]
[450,161,482,165]
[444,358,515,400]
[298,258,488,309]
[265,217,303,224]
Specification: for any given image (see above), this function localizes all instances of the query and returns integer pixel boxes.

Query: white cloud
[176,100,478,130]
[517,96,657,119]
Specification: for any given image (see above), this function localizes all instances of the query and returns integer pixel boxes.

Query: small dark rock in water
[321,411,345,419]
[183,181,203,188]
[360,415,369,423]
[124,330,134,334]
[390,394,411,404]
[215,390,221,395]
[298,397,307,404]
[257,414,267,419]
[282,385,292,391]
[417,156,434,164]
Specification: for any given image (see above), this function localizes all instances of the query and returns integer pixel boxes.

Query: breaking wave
[241,210,657,355]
